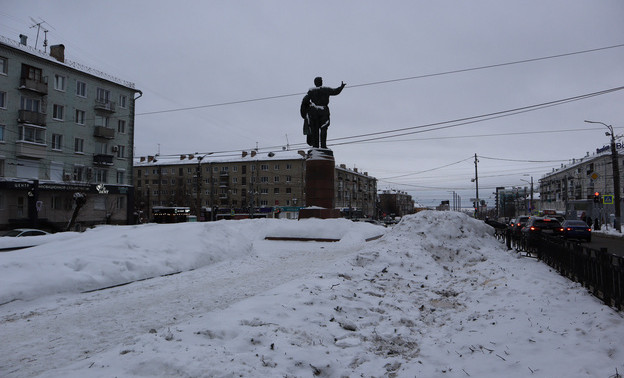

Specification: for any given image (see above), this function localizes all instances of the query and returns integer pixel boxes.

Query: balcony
[19,77,48,95]
[94,126,115,139]
[18,110,47,126]
[16,141,47,159]
[93,154,114,166]
[94,99,116,112]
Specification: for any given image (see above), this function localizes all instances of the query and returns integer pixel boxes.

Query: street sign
[603,194,614,204]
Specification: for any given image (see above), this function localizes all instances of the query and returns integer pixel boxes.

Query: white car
[0,228,50,237]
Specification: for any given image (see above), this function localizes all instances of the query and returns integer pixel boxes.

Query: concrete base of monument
[298,207,342,220]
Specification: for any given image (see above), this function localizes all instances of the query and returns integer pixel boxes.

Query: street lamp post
[585,120,621,232]
[520,175,534,215]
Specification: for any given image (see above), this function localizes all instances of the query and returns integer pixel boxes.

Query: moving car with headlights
[561,220,591,242]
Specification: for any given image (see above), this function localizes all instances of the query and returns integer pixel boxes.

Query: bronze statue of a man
[300,77,346,149]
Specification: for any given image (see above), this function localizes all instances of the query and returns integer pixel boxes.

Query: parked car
[521,217,564,249]
[561,220,591,242]
[0,228,50,237]
[512,216,530,238]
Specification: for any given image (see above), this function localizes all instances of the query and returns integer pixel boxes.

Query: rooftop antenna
[29,17,49,51]
[285,134,290,150]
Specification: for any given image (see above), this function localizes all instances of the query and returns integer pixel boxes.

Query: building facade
[378,189,415,218]
[335,164,377,219]
[133,151,377,221]
[0,35,140,230]
[539,146,624,223]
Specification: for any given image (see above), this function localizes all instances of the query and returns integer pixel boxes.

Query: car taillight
[558,228,564,232]
[566,227,572,231]
[516,223,521,227]
[530,226,537,231]
[587,228,592,232]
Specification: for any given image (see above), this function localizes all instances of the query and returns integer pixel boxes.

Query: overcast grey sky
[2,1,624,207]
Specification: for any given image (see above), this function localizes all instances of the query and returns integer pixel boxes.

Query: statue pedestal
[299,149,341,219]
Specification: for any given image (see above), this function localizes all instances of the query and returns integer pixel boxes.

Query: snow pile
[0,218,384,304]
[21,211,622,378]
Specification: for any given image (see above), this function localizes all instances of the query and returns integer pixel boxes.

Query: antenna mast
[29,17,49,51]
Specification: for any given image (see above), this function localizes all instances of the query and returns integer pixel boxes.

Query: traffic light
[593,192,601,203]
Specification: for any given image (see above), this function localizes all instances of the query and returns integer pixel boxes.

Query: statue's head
[314,77,323,87]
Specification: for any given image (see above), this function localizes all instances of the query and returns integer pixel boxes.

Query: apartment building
[378,189,415,218]
[134,150,378,221]
[0,35,141,230]
[335,164,377,218]
[539,145,624,222]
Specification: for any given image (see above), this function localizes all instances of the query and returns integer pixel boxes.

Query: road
[587,233,624,257]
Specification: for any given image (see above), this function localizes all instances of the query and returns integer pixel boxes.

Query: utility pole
[474,153,480,218]
[585,120,621,232]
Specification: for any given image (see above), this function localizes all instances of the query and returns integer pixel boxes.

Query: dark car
[512,216,530,238]
[561,220,591,242]
[521,217,564,249]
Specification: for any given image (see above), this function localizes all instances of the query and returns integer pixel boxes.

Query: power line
[134,43,624,117]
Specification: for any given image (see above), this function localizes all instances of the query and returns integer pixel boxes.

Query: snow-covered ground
[1,211,623,377]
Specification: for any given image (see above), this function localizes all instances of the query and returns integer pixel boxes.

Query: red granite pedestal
[298,149,341,219]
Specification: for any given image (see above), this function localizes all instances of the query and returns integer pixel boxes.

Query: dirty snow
[1,211,622,377]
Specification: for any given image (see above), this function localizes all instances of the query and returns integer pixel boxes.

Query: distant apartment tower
[133,151,378,221]
[0,35,141,230]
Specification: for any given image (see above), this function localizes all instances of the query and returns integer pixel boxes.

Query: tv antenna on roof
[29,17,50,52]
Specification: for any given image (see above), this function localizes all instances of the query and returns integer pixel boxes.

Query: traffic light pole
[586,120,621,232]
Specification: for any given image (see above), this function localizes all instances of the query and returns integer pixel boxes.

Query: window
[96,87,110,102]
[117,196,125,209]
[51,195,62,210]
[274,188,280,194]
[76,81,86,97]
[73,166,84,181]
[74,138,84,153]
[0,91,6,108]
[274,164,280,170]
[53,104,64,120]
[75,109,85,125]
[260,188,269,194]
[51,133,63,150]
[0,56,7,75]
[233,166,238,172]
[286,163,292,170]
[261,176,268,183]
[0,158,4,177]
[116,170,125,184]
[23,64,42,81]
[116,145,125,158]
[274,176,279,183]
[286,175,292,183]
[95,141,108,155]
[19,125,45,144]
[261,164,268,171]
[119,95,127,108]
[54,74,66,91]
[94,168,108,183]
[117,120,126,133]
[20,96,40,111]
[95,115,109,127]
[0,125,4,142]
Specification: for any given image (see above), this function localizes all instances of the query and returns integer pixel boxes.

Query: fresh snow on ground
[1,211,623,377]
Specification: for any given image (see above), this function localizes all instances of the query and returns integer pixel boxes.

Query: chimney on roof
[19,34,27,45]
[50,44,65,63]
